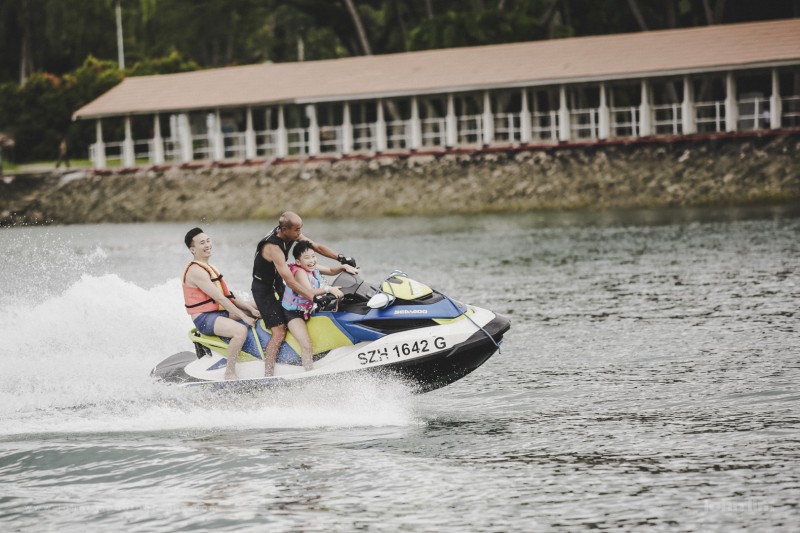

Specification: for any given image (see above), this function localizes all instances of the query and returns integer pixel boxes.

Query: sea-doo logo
[393,309,428,315]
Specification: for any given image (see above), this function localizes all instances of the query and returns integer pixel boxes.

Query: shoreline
[1,133,798,226]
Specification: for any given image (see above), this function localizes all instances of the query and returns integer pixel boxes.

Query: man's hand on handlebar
[313,294,335,309]
[338,254,357,268]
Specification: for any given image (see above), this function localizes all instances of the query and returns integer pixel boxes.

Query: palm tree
[19,0,34,83]
[343,0,372,55]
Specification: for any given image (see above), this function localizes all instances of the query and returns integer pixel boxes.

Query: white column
[205,113,214,159]
[263,108,273,155]
[482,90,494,145]
[681,76,697,135]
[531,90,541,141]
[409,97,422,150]
[342,103,353,155]
[725,72,738,132]
[306,104,320,156]
[445,94,457,147]
[152,114,164,164]
[639,80,652,137]
[245,107,256,159]
[94,119,106,169]
[520,89,532,144]
[122,116,135,167]
[770,68,782,130]
[558,85,571,142]
[212,110,224,160]
[608,89,616,136]
[598,83,611,140]
[178,113,192,162]
[374,100,387,152]
[168,114,177,158]
[276,106,288,157]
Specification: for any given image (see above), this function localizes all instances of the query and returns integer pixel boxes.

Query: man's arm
[263,243,325,301]
[300,233,356,267]
[186,265,255,326]
[298,233,339,262]
[318,264,358,276]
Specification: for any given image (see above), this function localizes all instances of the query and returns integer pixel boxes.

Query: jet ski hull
[374,313,511,392]
[151,310,510,394]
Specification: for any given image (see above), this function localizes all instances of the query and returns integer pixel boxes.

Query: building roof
[74,18,800,120]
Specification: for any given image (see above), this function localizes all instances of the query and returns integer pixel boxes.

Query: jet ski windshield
[331,271,449,309]
[330,271,378,303]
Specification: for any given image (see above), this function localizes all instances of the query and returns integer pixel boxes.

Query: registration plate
[357,337,448,365]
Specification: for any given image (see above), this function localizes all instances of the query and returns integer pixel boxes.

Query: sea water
[0,207,798,531]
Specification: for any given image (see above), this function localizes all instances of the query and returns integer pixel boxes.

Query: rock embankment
[2,133,798,225]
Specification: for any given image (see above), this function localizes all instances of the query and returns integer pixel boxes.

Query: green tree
[0,50,201,163]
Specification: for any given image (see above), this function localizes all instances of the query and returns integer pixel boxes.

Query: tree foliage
[0,52,198,162]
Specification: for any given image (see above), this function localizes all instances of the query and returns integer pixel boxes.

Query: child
[281,240,354,370]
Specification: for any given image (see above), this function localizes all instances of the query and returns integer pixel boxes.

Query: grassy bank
[2,159,93,173]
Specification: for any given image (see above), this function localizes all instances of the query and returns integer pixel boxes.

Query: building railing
[737,96,771,131]
[421,117,446,147]
[164,139,181,162]
[256,131,276,157]
[611,106,639,137]
[783,96,800,128]
[531,111,559,141]
[222,132,246,159]
[91,139,154,167]
[88,92,800,167]
[94,141,122,166]
[319,125,343,154]
[695,101,726,133]
[386,119,409,150]
[191,135,212,160]
[458,114,483,145]
[353,123,374,152]
[571,108,599,139]
[494,112,522,143]
[652,103,682,135]
[286,128,307,156]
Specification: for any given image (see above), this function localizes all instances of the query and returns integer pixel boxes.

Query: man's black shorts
[252,283,287,328]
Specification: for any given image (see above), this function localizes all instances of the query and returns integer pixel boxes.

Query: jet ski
[150,271,511,393]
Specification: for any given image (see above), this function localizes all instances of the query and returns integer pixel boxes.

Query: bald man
[251,211,357,376]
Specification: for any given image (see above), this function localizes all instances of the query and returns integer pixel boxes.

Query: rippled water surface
[1,206,798,531]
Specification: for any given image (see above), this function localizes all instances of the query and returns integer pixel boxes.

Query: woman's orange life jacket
[182,261,235,315]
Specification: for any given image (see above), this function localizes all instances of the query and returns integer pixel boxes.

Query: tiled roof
[74,18,800,119]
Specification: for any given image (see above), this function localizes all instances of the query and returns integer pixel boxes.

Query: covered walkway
[73,19,800,168]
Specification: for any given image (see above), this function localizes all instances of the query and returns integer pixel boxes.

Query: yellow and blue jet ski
[150,271,510,393]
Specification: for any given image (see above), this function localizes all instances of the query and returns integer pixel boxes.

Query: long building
[73,19,800,168]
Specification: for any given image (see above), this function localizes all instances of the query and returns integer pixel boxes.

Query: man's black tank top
[252,226,291,294]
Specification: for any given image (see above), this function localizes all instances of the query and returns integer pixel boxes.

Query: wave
[0,274,416,436]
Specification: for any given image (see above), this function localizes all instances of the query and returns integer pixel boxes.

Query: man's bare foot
[224,371,238,380]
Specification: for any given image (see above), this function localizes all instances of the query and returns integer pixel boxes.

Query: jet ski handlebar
[337,254,357,268]
[312,293,337,310]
